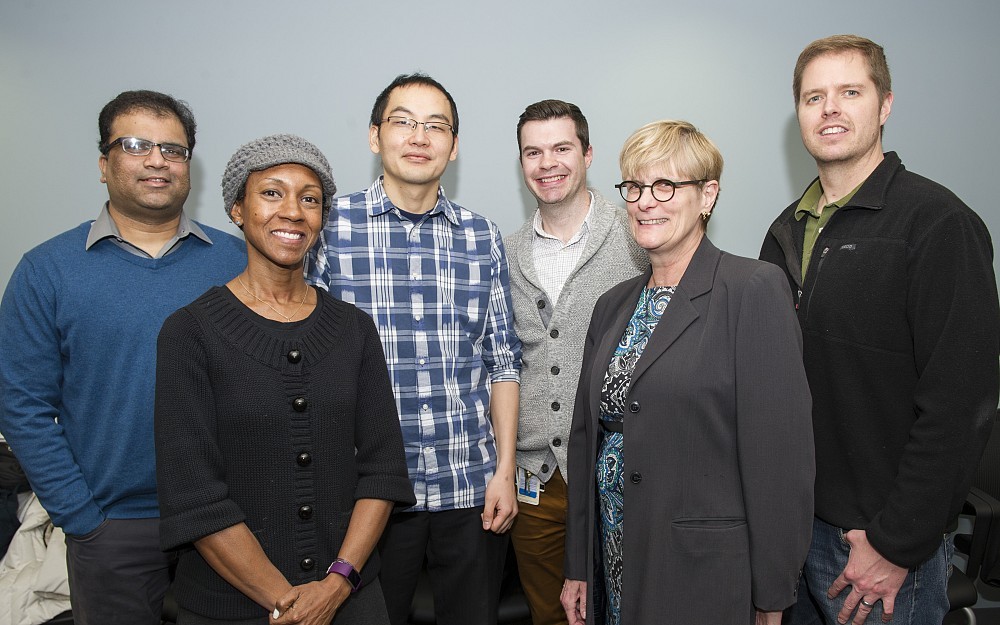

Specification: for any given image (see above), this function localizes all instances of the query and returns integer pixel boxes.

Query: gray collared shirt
[85,203,213,258]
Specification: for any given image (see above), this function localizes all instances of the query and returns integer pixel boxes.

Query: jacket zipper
[802,246,830,320]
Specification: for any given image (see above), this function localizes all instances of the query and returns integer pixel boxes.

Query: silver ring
[860,598,875,608]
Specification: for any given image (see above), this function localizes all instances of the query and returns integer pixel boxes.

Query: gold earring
[701,211,710,221]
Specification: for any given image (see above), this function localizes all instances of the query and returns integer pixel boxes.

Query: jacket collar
[592,236,721,390]
[790,151,904,217]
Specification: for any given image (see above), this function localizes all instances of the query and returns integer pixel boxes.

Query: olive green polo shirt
[794,180,861,282]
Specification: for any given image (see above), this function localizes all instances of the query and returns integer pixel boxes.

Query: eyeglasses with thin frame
[615,178,706,203]
[382,116,455,136]
[101,137,191,163]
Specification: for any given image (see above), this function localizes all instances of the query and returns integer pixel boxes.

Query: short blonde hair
[619,120,723,185]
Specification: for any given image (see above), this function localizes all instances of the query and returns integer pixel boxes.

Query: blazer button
[541,463,550,473]
[551,401,560,411]
[296,452,312,466]
[287,349,302,364]
[629,401,640,413]
[550,329,559,339]
[552,438,561,447]
[293,397,308,412]
[550,365,560,375]
[630,472,642,484]
[298,505,313,520]
[537,299,546,309]
[300,557,315,571]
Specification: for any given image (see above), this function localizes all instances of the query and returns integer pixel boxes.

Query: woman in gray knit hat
[154,134,415,625]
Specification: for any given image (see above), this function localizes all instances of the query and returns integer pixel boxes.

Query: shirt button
[550,329,559,339]
[418,358,426,365]
[298,505,313,520]
[537,300,546,309]
[552,438,561,447]
[422,403,429,411]
[551,401,560,411]
[541,463,550,473]
[296,452,312,467]
[293,397,308,412]
[629,401,640,413]
[630,472,642,484]
[550,365,560,375]
[300,558,316,571]
[287,349,302,364]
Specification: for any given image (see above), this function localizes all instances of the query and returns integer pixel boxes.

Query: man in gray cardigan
[505,100,645,625]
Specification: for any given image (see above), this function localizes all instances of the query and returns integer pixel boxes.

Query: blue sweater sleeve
[0,255,105,535]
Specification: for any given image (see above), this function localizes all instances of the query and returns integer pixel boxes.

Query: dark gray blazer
[565,237,814,624]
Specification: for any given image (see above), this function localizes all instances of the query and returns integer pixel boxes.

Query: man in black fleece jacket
[760,34,999,625]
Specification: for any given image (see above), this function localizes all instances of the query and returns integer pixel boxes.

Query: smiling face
[625,163,718,262]
[519,117,593,209]
[796,51,892,171]
[98,109,191,223]
[230,163,324,272]
[369,84,458,194]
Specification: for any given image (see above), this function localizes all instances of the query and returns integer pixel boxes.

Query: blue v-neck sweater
[0,221,246,535]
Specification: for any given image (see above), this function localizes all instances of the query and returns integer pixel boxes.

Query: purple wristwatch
[327,558,361,593]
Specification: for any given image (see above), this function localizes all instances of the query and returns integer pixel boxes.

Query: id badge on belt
[516,466,542,506]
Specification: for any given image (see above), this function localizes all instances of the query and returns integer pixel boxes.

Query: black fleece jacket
[760,152,999,567]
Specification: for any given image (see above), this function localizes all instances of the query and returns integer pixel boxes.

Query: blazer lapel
[629,237,721,387]
[588,271,649,411]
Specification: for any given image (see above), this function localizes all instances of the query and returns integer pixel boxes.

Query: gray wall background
[1,0,998,296]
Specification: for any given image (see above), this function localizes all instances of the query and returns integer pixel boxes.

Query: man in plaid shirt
[307,73,521,625]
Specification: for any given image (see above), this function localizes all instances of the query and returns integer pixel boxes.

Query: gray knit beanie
[222,134,336,222]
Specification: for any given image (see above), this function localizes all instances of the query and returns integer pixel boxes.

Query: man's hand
[482,471,517,533]
[827,529,908,624]
[561,579,587,625]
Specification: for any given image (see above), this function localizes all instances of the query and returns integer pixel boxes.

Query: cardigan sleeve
[154,307,246,550]
[351,307,416,507]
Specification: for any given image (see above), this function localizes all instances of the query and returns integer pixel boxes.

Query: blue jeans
[787,517,952,625]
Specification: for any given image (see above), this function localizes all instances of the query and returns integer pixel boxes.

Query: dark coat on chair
[565,237,815,624]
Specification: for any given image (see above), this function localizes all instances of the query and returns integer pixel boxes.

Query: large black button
[300,557,315,571]
[551,401,560,411]
[552,438,562,447]
[629,401,640,413]
[298,505,313,520]
[297,452,312,467]
[293,397,308,412]
[541,463,550,473]
[287,349,302,364]
[551,365,560,375]
[550,329,559,339]
[537,300,546,309]
[630,472,642,484]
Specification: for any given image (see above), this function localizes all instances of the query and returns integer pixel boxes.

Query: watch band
[326,558,361,593]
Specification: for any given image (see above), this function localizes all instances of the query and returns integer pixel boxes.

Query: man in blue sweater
[0,90,246,625]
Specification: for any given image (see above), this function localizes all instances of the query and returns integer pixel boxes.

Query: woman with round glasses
[154,134,414,625]
[561,120,814,625]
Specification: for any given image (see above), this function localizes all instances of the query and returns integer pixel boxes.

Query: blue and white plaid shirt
[306,177,521,511]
